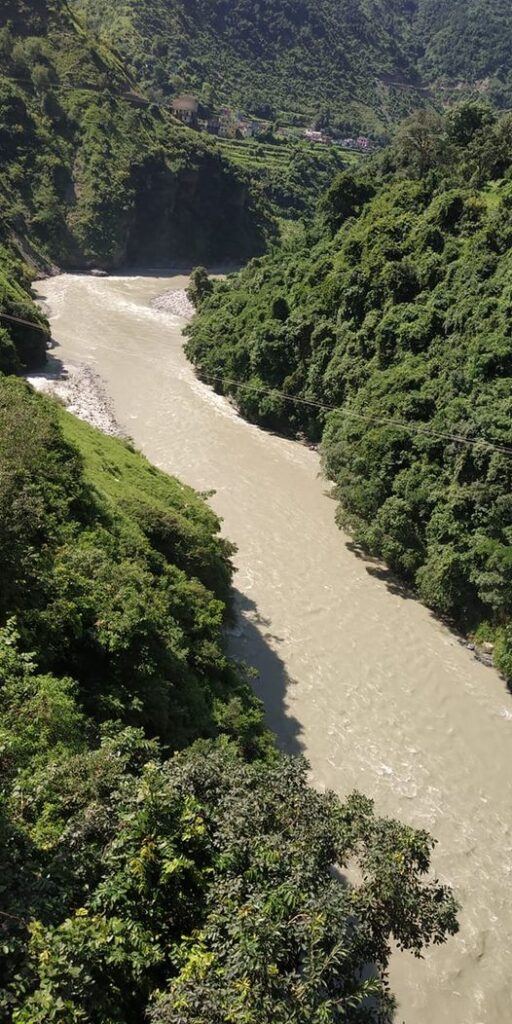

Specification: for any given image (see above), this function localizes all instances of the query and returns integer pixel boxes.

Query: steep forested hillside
[72,0,425,132]
[414,0,512,107]
[0,4,466,1019]
[73,0,512,131]
[0,250,50,371]
[0,0,272,340]
[0,0,275,371]
[0,377,458,1022]
[186,105,512,679]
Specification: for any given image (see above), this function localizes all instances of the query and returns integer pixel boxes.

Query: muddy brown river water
[35,273,512,1024]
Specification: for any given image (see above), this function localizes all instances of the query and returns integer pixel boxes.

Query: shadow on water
[228,589,304,757]
[364,564,417,602]
[229,589,395,1015]
[345,540,420,602]
[345,542,503,690]
[26,349,67,381]
[228,591,388,1011]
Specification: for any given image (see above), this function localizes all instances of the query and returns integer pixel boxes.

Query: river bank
[151,287,195,318]
[27,360,124,437]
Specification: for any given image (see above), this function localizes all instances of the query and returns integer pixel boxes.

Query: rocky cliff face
[125,152,267,267]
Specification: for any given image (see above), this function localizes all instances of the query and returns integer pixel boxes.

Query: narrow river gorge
[34,273,512,1024]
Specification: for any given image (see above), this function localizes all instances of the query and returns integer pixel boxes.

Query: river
[34,272,512,1024]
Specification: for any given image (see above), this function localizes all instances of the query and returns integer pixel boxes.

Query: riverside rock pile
[151,288,195,320]
[27,362,124,437]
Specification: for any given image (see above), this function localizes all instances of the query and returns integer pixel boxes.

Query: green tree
[31,63,52,93]
[187,266,214,309]
[0,25,13,58]
[395,109,450,177]
[319,169,376,234]
[446,101,496,146]
[148,749,458,1024]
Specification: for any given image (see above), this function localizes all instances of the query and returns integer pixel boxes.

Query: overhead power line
[196,369,512,458]
[0,311,47,332]
[2,305,510,457]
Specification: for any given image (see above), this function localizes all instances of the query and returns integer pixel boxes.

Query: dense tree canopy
[185,106,512,678]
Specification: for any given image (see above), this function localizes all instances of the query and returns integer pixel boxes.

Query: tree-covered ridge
[414,0,512,104]
[72,0,512,131]
[72,0,425,132]
[0,377,458,1022]
[0,0,273,277]
[185,106,512,680]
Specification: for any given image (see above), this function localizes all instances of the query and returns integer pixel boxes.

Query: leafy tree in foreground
[0,634,458,1024]
[149,748,458,1024]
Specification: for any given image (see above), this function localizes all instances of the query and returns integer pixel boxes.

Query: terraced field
[215,136,360,217]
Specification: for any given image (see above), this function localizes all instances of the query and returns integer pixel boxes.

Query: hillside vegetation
[73,0,512,132]
[0,377,458,1022]
[0,3,470,1019]
[72,0,423,132]
[216,135,352,220]
[415,0,512,104]
[0,0,273,362]
[185,105,512,679]
[0,0,275,371]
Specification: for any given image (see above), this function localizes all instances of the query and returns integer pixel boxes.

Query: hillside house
[171,95,199,124]
[335,135,374,151]
[236,117,261,138]
[205,116,220,134]
[304,129,332,145]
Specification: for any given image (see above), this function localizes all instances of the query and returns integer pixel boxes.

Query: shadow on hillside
[228,589,304,756]
[114,263,243,278]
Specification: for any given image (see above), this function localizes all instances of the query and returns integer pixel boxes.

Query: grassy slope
[59,407,236,604]
[0,376,267,752]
